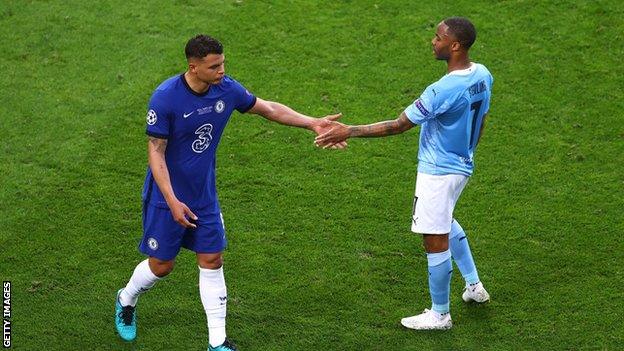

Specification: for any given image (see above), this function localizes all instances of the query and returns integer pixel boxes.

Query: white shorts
[411,172,468,235]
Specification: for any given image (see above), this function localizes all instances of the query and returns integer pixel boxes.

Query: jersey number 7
[469,100,483,150]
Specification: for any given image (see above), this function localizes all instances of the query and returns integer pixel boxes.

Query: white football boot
[400,309,452,330]
[462,281,490,303]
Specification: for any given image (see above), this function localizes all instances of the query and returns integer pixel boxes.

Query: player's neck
[184,71,211,94]
[446,55,471,73]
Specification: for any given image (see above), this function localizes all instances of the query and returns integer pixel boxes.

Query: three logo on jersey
[146,101,226,154]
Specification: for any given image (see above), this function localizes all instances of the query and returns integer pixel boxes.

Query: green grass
[1,0,623,349]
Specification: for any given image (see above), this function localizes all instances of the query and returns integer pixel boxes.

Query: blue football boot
[115,289,137,341]
[209,338,238,351]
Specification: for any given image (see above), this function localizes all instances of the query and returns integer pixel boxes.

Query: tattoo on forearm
[352,120,403,137]
[148,137,168,153]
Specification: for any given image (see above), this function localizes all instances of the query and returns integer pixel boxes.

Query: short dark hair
[443,17,476,49]
[185,34,223,60]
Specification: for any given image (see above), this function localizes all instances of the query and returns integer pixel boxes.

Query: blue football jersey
[404,63,493,176]
[142,75,256,213]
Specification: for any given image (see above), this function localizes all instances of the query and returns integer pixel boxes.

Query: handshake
[311,113,352,149]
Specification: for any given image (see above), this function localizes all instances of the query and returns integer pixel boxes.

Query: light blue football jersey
[404,63,493,176]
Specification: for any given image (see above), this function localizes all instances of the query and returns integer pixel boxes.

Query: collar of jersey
[180,73,213,97]
[447,63,476,76]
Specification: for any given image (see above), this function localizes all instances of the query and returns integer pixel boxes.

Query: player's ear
[187,58,198,73]
[451,41,462,52]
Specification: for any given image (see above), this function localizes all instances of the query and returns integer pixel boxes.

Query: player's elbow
[263,102,281,119]
[397,119,413,134]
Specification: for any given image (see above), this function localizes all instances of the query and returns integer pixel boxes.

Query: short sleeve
[145,91,171,139]
[404,83,444,125]
[229,78,257,113]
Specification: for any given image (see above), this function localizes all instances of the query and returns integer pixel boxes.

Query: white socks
[199,266,227,348]
[119,259,160,307]
[118,260,228,347]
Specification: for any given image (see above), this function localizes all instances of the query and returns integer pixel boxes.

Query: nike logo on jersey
[183,111,195,118]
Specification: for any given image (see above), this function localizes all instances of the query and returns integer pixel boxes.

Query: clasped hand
[313,113,350,149]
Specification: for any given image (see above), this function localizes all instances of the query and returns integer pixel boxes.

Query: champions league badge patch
[146,109,157,125]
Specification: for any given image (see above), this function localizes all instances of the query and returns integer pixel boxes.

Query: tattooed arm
[147,137,197,228]
[314,112,414,147]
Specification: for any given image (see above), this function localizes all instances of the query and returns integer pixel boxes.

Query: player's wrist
[164,194,179,206]
[348,126,357,138]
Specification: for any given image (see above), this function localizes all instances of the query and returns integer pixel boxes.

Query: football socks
[119,259,161,307]
[449,220,480,285]
[427,250,452,314]
[199,266,227,348]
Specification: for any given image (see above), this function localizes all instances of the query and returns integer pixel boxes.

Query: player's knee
[197,254,223,269]
[423,234,449,253]
[149,258,175,277]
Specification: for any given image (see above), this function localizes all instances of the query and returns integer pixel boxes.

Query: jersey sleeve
[485,73,494,114]
[145,90,172,139]
[229,78,257,113]
[404,82,449,125]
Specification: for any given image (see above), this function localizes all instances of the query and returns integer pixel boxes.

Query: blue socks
[425,220,481,314]
[449,220,480,285]
[427,250,452,314]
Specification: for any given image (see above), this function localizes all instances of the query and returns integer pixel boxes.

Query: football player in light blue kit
[115,35,345,350]
[315,17,492,330]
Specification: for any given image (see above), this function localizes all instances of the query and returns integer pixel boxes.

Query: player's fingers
[326,113,343,121]
[176,215,196,229]
[315,138,331,147]
[315,132,328,140]
[315,133,332,142]
[322,142,336,149]
[181,204,198,228]
[330,143,345,149]
[184,220,197,229]
[181,203,198,220]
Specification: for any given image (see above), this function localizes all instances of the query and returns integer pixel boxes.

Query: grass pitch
[1,0,623,350]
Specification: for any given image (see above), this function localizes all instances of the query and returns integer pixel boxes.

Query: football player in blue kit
[115,35,345,350]
[315,17,492,330]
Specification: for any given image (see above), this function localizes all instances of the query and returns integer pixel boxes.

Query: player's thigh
[139,203,186,261]
[411,173,468,235]
[182,211,227,256]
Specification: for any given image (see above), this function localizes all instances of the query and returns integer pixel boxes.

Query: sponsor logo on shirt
[192,123,214,153]
[414,99,430,117]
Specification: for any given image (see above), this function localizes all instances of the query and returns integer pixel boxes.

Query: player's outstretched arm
[147,137,197,228]
[314,112,414,148]
[247,97,347,149]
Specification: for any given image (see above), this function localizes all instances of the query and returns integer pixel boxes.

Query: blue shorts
[139,203,227,261]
